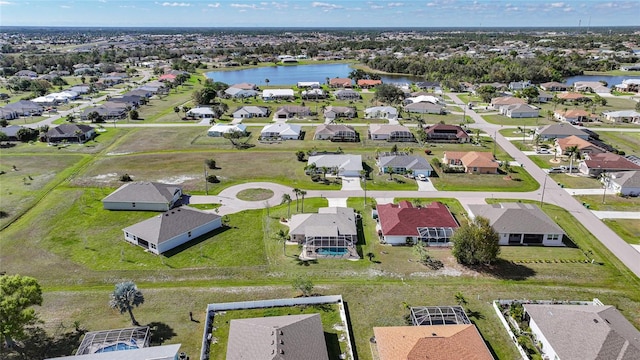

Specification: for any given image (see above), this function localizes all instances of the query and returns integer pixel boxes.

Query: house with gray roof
[274,105,311,120]
[45,124,95,143]
[289,207,359,260]
[467,203,565,246]
[500,103,539,118]
[323,106,356,120]
[377,154,433,177]
[122,206,221,255]
[4,100,43,116]
[404,101,445,114]
[224,87,259,98]
[307,154,363,177]
[334,89,361,100]
[232,105,270,119]
[0,125,23,141]
[102,182,182,211]
[536,123,589,140]
[364,106,398,121]
[601,110,640,124]
[604,171,640,196]
[524,303,640,360]
[313,124,358,142]
[368,124,415,142]
[226,314,329,360]
[260,123,302,140]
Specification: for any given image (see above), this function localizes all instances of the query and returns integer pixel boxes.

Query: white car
[536,148,551,154]
[417,174,428,181]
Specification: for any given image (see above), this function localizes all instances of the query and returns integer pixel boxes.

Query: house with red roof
[443,151,500,174]
[329,77,352,88]
[578,153,640,177]
[357,79,382,88]
[158,74,177,82]
[374,201,459,245]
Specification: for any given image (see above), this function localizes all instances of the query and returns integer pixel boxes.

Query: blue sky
[1,0,638,28]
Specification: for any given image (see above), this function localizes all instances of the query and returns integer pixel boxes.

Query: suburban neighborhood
[1,21,640,360]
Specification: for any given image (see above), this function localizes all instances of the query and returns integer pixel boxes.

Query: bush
[206,175,220,183]
[119,174,133,182]
[128,109,139,120]
[205,159,216,169]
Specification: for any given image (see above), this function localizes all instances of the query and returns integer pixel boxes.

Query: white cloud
[370,4,383,9]
[60,5,71,8]
[311,2,343,10]
[207,2,220,7]
[230,3,257,9]
[550,2,564,7]
[162,2,191,7]
[0,1,13,4]
[120,5,136,8]
[388,2,403,7]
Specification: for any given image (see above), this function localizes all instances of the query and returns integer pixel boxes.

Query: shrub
[119,174,132,182]
[206,175,220,183]
[205,159,216,169]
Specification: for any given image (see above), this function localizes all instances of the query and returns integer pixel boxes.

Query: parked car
[417,174,428,181]
[536,148,551,154]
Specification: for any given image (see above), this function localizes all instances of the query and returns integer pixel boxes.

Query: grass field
[431,166,539,192]
[574,195,640,211]
[595,131,640,155]
[603,219,640,245]
[483,114,553,126]
[550,173,602,189]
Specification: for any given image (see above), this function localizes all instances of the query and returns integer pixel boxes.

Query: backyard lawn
[595,131,640,155]
[574,195,640,212]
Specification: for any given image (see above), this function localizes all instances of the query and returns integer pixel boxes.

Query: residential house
[536,123,589,140]
[603,171,640,196]
[262,89,295,101]
[468,203,565,246]
[186,107,215,119]
[227,314,329,360]
[601,110,640,124]
[364,106,398,121]
[289,207,359,259]
[274,105,311,119]
[554,109,591,124]
[15,70,38,78]
[329,78,352,88]
[109,95,143,108]
[297,81,320,88]
[45,124,95,143]
[334,89,361,100]
[301,88,326,99]
[556,135,606,157]
[523,303,640,360]
[404,101,445,114]
[368,124,414,142]
[125,89,154,98]
[260,123,302,140]
[415,81,441,90]
[443,151,499,174]
[313,124,358,142]
[122,206,222,255]
[501,103,539,118]
[224,87,259,98]
[537,91,554,103]
[3,100,44,116]
[490,96,526,111]
[207,123,247,137]
[579,153,640,177]
[0,108,18,120]
[323,106,356,120]
[540,81,569,92]
[614,79,640,93]
[574,81,610,93]
[45,327,182,360]
[403,95,441,105]
[228,82,257,90]
[232,105,270,119]
[557,92,588,102]
[373,324,493,360]
[80,103,128,121]
[158,73,176,82]
[0,125,23,141]
[374,201,458,245]
[102,182,182,211]
[377,154,433,177]
[423,124,470,143]
[68,85,91,94]
[357,79,382,88]
[307,154,362,177]
[508,80,532,90]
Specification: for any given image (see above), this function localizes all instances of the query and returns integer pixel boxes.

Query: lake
[205,63,422,86]
[206,63,640,88]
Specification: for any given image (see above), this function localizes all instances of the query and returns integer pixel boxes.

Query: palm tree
[74,129,83,143]
[265,78,270,87]
[305,162,317,175]
[321,166,329,179]
[300,190,307,213]
[566,145,579,174]
[275,229,289,256]
[385,166,394,180]
[281,193,292,219]
[109,281,144,326]
[454,291,468,307]
[293,188,301,212]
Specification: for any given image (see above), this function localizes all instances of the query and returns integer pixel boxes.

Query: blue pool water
[317,247,348,256]
[95,342,139,353]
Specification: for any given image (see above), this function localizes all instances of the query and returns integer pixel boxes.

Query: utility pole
[540,174,548,207]
[204,164,208,195]
[493,130,497,156]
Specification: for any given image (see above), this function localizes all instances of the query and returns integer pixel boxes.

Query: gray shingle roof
[610,171,640,188]
[468,203,564,235]
[307,154,363,173]
[103,182,181,205]
[538,123,588,137]
[378,155,433,171]
[226,314,329,360]
[524,304,640,360]
[289,207,357,238]
[122,206,221,245]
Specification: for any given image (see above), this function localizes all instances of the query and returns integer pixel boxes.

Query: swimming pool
[316,247,348,256]
[95,342,139,353]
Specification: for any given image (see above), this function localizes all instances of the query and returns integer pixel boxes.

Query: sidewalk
[591,211,640,220]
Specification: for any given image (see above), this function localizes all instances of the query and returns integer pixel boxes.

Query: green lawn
[550,173,602,189]
[574,195,640,212]
[483,114,553,126]
[430,166,539,192]
[603,219,640,245]
[595,132,640,155]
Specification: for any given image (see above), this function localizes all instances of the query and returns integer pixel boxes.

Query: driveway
[417,179,437,191]
[341,176,362,191]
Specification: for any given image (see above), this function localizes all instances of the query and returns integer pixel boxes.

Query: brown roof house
[553,109,592,124]
[313,124,358,142]
[357,79,382,88]
[226,314,329,360]
[102,182,182,211]
[329,78,352,88]
[524,303,640,360]
[490,96,526,111]
[373,324,494,360]
[424,124,470,143]
[122,206,221,255]
[556,135,606,157]
[443,151,499,174]
[578,153,640,177]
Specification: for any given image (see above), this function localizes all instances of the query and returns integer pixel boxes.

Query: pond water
[206,63,640,88]
[205,63,421,86]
